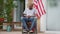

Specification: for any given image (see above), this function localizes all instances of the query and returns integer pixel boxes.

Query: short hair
[27,2,34,7]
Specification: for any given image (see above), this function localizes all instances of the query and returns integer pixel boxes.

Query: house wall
[40,0,60,31]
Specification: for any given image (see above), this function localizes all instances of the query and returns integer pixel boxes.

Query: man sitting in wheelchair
[21,3,37,32]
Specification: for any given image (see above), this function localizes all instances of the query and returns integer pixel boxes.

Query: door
[46,0,60,31]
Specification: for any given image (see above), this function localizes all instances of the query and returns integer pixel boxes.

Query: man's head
[28,3,34,10]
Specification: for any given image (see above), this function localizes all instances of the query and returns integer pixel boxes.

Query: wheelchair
[22,19,37,34]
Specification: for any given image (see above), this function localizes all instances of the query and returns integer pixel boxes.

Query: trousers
[21,17,37,31]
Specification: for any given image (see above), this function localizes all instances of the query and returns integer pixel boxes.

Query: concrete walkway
[0,31,56,34]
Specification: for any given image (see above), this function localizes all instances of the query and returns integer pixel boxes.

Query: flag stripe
[34,0,41,17]
[34,3,41,17]
[39,0,46,14]
[33,0,46,18]
[34,1,41,16]
[38,1,44,15]
[34,0,42,16]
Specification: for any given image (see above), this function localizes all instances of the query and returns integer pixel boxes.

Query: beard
[29,8,33,10]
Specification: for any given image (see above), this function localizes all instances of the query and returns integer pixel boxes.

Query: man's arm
[22,14,26,17]
[22,9,27,17]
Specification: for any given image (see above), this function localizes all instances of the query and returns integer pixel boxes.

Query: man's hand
[23,14,26,17]
[27,15,35,18]
[27,15,31,18]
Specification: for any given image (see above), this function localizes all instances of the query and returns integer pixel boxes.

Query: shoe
[23,29,27,33]
[29,30,34,33]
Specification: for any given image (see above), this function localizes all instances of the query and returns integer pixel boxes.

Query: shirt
[23,8,37,16]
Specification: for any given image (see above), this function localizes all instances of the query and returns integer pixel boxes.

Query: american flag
[33,0,46,18]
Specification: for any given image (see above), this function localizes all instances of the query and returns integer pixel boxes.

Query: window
[13,0,25,22]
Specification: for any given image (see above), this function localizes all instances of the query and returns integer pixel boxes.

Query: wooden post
[37,19,40,33]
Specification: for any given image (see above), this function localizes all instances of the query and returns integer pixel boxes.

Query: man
[21,3,37,32]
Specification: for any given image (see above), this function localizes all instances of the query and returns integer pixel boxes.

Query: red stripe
[40,0,44,9]
[38,1,44,15]
[34,0,43,16]
[33,0,46,18]
[34,3,41,16]
[39,0,46,14]
[38,0,46,15]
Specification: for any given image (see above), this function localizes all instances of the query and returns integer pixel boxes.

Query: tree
[0,0,4,18]
[4,0,14,22]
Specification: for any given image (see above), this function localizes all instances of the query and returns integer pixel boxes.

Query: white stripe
[37,3,42,16]
[39,0,44,15]
[34,5,40,17]
[34,0,42,17]
[39,0,45,14]
[34,0,42,16]
[34,0,46,17]
[34,2,37,5]
[34,0,41,16]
